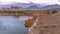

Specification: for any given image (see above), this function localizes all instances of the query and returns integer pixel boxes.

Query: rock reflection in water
[0,16,32,34]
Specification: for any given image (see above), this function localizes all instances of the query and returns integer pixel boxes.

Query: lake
[0,16,33,34]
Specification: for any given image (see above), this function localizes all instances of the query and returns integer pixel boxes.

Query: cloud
[0,0,29,3]
[0,0,60,4]
[29,0,59,3]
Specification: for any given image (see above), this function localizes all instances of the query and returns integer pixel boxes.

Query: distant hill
[0,3,60,10]
[40,4,60,10]
[0,3,41,9]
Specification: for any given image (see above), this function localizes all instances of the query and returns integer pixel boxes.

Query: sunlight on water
[19,16,33,21]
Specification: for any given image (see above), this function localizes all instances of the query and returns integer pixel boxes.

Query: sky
[0,0,60,4]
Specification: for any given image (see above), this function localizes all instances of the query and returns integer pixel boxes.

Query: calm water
[0,16,33,34]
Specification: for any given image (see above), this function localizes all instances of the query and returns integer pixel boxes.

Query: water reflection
[0,16,32,34]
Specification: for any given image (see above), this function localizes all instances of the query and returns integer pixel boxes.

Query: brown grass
[25,16,37,28]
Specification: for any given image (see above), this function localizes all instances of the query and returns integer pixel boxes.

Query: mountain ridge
[0,3,60,10]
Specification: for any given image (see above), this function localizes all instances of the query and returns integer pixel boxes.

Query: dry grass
[25,16,37,28]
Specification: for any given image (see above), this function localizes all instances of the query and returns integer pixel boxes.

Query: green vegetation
[0,11,29,16]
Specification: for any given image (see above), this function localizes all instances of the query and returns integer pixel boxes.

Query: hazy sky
[0,0,60,4]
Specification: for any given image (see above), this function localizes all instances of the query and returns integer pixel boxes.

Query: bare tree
[2,7,5,10]
[52,10,57,14]
[11,6,19,9]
